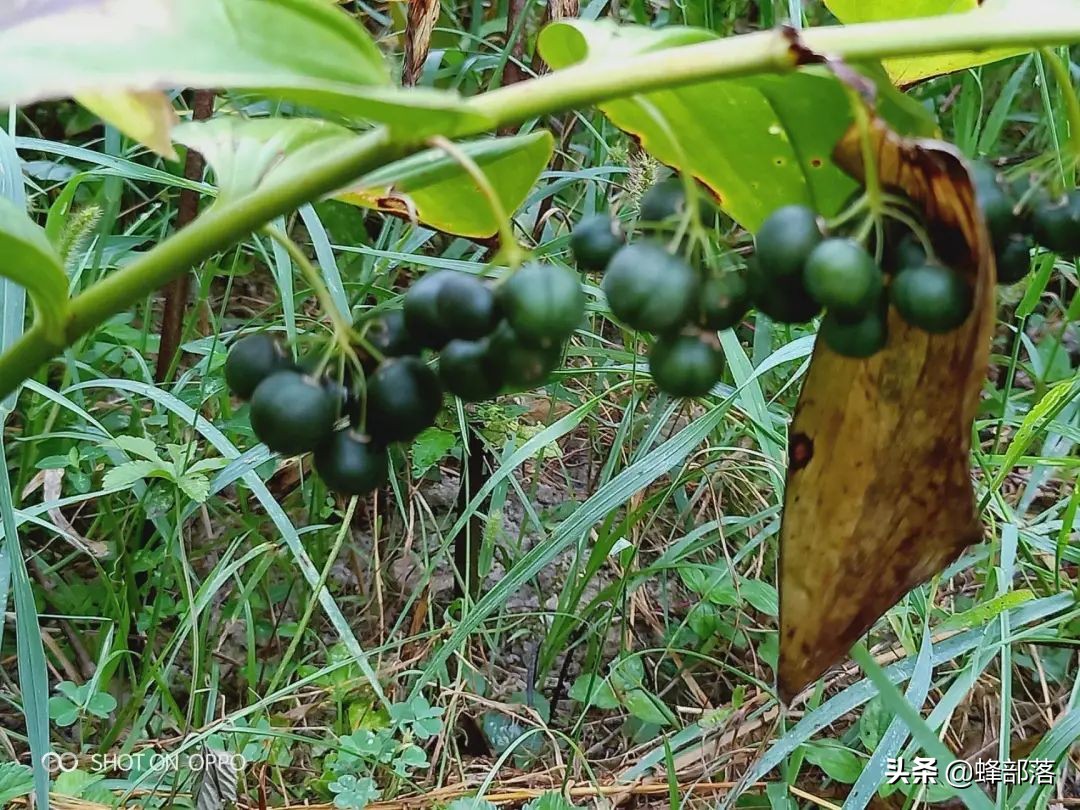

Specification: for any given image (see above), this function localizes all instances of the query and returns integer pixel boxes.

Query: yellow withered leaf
[777,118,996,702]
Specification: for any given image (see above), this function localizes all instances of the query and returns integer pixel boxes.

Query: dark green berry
[314,429,388,495]
[890,264,973,334]
[648,333,724,398]
[820,308,887,358]
[700,272,751,331]
[250,370,337,456]
[497,263,585,348]
[746,257,822,324]
[366,357,443,444]
[436,273,499,340]
[570,214,624,271]
[996,234,1033,285]
[1032,191,1080,259]
[603,241,699,334]
[366,310,419,358]
[403,271,455,349]
[755,205,823,280]
[803,238,883,318]
[225,333,291,400]
[438,339,503,402]
[488,322,562,390]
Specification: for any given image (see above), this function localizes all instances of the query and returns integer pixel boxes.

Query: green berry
[803,238,883,318]
[995,234,1033,285]
[700,272,751,331]
[602,241,699,334]
[225,333,291,400]
[1032,191,1080,259]
[366,310,419,358]
[250,370,337,456]
[755,205,823,280]
[436,273,500,340]
[487,322,562,390]
[746,256,822,324]
[497,263,585,349]
[438,339,503,401]
[570,214,624,271]
[889,264,973,334]
[648,333,724,398]
[314,429,388,495]
[366,357,443,444]
[820,308,887,358]
[404,271,455,349]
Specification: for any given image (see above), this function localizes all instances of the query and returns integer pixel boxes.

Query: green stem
[2,16,1080,397]
[427,135,526,267]
[261,225,356,347]
[1038,47,1080,167]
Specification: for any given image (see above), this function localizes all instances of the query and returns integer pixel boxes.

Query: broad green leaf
[568,674,620,709]
[0,197,68,344]
[173,118,358,204]
[111,435,164,464]
[0,0,488,139]
[823,0,1023,85]
[0,763,33,806]
[103,460,166,490]
[801,742,863,784]
[341,131,555,238]
[410,427,458,478]
[538,21,933,230]
[177,474,212,504]
[623,689,675,726]
[76,91,178,159]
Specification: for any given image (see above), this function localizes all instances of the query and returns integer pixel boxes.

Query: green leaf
[0,0,487,138]
[48,695,79,727]
[329,774,381,810]
[85,691,117,718]
[568,674,620,709]
[801,742,864,784]
[0,763,33,806]
[523,792,582,810]
[341,131,555,238]
[823,0,1023,85]
[173,117,358,205]
[53,769,106,799]
[741,579,779,616]
[177,473,212,504]
[0,197,68,344]
[623,689,675,727]
[537,21,934,230]
[409,428,458,478]
[111,435,164,464]
[103,460,166,490]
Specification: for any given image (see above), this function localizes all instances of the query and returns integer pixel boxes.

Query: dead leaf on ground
[22,468,109,558]
[778,116,996,701]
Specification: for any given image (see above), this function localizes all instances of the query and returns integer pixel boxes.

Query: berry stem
[847,88,885,225]
[1038,47,1080,173]
[427,135,527,268]
[635,97,706,252]
[261,225,360,362]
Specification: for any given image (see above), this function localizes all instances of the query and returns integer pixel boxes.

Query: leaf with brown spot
[777,116,995,702]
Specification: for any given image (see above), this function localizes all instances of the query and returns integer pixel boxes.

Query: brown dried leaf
[404,0,440,86]
[22,468,109,558]
[777,117,996,701]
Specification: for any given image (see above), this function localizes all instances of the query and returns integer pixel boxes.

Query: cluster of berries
[224,264,585,495]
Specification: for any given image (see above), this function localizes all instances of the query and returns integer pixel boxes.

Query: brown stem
[154,89,213,383]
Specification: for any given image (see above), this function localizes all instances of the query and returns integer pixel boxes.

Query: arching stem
[427,135,527,269]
